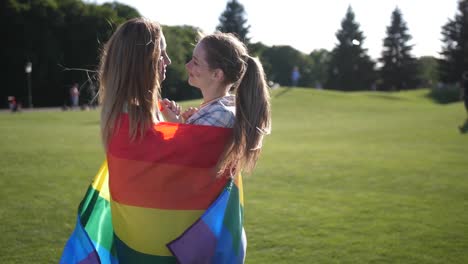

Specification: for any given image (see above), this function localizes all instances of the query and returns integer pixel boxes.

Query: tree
[217,0,250,43]
[162,25,201,100]
[102,2,140,21]
[439,0,468,83]
[326,6,376,91]
[309,49,331,88]
[0,0,141,107]
[247,41,272,78]
[416,56,439,88]
[379,7,419,90]
[252,44,327,88]
[1,0,64,107]
[261,45,306,86]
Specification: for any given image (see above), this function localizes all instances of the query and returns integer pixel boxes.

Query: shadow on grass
[367,94,405,101]
[459,119,468,134]
[274,87,293,98]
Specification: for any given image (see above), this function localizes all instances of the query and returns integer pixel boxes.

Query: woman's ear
[212,68,225,83]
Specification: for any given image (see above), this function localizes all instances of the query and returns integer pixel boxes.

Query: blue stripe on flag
[92,241,118,264]
[200,186,231,236]
[60,215,100,264]
[212,227,246,264]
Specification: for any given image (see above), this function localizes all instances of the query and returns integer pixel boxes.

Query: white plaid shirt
[186,95,236,128]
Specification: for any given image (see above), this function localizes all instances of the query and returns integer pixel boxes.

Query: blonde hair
[98,18,162,148]
[200,32,272,176]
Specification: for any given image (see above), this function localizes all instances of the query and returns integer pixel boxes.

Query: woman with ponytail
[163,32,272,176]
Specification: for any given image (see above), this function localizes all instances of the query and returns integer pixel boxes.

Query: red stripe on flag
[108,155,229,210]
[108,115,232,168]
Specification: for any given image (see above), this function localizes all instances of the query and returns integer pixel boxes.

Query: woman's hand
[181,107,198,122]
[160,99,182,123]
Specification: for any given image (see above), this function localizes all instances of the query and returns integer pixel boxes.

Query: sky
[89,0,458,60]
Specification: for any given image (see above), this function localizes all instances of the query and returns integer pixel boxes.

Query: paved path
[0,107,86,113]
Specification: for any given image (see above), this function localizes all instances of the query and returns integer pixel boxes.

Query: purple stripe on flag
[77,251,101,264]
[167,219,217,264]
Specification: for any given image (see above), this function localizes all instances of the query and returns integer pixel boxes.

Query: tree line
[1,0,466,107]
[221,0,466,92]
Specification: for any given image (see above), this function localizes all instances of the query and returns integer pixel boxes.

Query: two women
[62,17,271,263]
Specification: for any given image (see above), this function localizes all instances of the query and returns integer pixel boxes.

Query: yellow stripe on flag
[91,161,111,201]
[235,174,244,207]
[111,200,204,256]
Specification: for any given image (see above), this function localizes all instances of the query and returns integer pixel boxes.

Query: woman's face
[158,33,171,81]
[185,42,213,89]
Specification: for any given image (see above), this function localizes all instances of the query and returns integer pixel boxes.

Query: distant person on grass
[70,83,79,108]
[291,66,301,87]
[8,96,18,112]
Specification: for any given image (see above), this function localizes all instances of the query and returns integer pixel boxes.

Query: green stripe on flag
[79,186,115,254]
[114,234,177,263]
[223,183,244,254]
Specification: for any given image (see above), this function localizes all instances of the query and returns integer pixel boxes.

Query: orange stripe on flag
[108,154,229,210]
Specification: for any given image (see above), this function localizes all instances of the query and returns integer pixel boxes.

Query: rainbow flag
[60,114,246,263]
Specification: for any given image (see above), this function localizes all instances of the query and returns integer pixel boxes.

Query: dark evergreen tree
[217,0,250,43]
[326,6,376,91]
[439,0,468,83]
[379,7,419,90]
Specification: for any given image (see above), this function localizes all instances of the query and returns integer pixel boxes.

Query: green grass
[1,88,467,263]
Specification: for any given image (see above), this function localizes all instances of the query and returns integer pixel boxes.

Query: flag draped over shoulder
[60,114,246,264]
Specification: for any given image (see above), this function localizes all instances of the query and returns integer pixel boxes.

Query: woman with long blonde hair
[61,19,250,263]
[99,17,171,147]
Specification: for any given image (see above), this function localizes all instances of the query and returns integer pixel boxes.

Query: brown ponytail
[219,56,271,176]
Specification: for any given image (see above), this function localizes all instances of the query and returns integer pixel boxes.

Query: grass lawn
[0,88,467,263]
